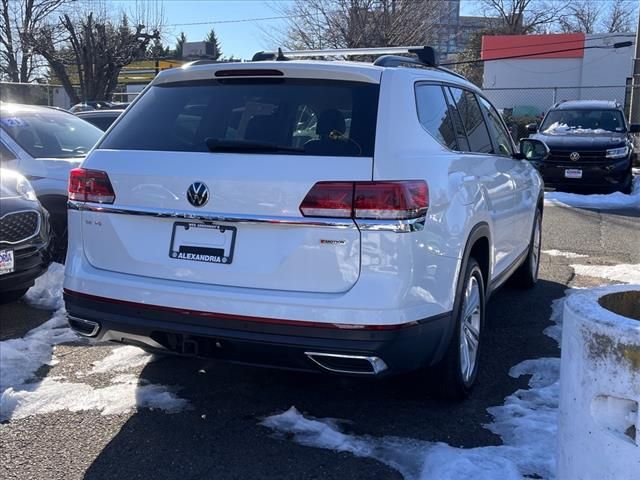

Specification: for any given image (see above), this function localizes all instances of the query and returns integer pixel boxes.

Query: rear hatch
[78,67,380,293]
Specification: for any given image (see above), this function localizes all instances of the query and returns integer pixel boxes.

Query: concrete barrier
[558,285,640,479]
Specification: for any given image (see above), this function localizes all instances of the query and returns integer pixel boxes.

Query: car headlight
[15,173,38,201]
[606,146,629,159]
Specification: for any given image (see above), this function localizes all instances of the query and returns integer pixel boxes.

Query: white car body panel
[63,61,542,332]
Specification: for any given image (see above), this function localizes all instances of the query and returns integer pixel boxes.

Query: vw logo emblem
[569,152,580,162]
[186,182,209,207]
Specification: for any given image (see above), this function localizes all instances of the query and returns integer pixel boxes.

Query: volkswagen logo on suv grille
[569,152,580,162]
[186,182,209,207]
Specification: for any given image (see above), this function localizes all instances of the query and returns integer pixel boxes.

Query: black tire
[513,208,542,288]
[0,288,29,305]
[436,257,485,400]
[620,170,633,195]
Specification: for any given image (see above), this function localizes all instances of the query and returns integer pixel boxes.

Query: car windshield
[1,108,103,158]
[541,109,626,134]
[100,78,379,157]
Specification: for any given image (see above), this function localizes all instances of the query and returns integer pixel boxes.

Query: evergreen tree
[175,32,187,59]
[205,28,222,60]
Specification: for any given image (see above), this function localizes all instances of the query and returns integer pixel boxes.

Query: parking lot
[1,202,638,480]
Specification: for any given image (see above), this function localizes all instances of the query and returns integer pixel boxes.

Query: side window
[448,87,493,154]
[415,84,457,150]
[443,87,470,151]
[478,96,514,156]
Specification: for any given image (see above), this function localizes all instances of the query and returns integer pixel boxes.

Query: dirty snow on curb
[571,263,640,284]
[23,262,65,310]
[542,250,588,259]
[544,176,640,210]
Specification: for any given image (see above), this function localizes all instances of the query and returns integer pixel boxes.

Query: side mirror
[629,124,640,133]
[526,123,538,134]
[515,138,550,162]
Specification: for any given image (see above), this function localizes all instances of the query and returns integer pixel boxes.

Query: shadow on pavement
[82,278,566,480]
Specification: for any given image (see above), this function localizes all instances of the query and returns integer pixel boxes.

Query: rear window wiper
[205,138,304,153]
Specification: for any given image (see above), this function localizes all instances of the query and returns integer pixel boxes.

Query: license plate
[169,222,236,265]
[564,169,583,179]
[0,249,15,275]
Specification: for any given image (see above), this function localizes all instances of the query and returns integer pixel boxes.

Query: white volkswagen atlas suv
[63,47,547,399]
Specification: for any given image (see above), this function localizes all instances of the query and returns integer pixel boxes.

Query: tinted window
[540,109,626,133]
[478,96,514,156]
[101,78,380,157]
[443,87,470,151]
[0,109,102,158]
[448,88,492,153]
[84,115,119,131]
[415,84,457,150]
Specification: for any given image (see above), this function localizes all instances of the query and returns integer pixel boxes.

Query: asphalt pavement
[1,204,638,480]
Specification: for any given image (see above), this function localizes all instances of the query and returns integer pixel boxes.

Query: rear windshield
[1,109,102,158]
[100,78,380,157]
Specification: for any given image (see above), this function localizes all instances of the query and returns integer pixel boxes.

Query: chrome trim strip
[304,351,388,375]
[356,216,425,232]
[0,209,42,245]
[67,316,101,337]
[69,201,424,232]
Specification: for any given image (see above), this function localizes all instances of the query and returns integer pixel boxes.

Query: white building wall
[482,33,634,114]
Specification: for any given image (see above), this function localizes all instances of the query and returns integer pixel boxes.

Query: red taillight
[299,180,428,220]
[68,168,115,204]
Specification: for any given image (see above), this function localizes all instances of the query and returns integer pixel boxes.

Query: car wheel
[620,170,633,195]
[514,208,542,288]
[0,288,29,304]
[436,257,485,400]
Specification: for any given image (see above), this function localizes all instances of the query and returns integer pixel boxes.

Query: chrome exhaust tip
[67,316,100,337]
[304,351,388,375]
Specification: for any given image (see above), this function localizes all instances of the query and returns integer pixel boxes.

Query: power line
[442,41,634,66]
[165,13,307,27]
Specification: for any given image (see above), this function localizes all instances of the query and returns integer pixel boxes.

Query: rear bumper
[533,158,631,190]
[64,289,452,376]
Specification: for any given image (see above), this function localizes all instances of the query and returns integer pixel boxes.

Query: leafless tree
[268,0,455,51]
[600,0,637,33]
[32,12,159,103]
[478,0,568,34]
[0,0,69,82]
[558,0,603,34]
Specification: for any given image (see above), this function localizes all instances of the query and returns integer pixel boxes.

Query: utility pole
[630,10,640,123]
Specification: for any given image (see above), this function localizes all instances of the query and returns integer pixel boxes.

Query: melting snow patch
[570,263,640,284]
[89,346,156,374]
[544,176,640,210]
[542,250,588,259]
[0,374,187,420]
[24,263,65,310]
[0,309,76,393]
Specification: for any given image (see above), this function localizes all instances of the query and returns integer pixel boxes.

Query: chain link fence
[483,85,638,140]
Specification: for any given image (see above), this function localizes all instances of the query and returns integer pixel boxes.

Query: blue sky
[116,0,477,60]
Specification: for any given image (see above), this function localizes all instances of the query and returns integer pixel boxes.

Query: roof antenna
[276,48,289,61]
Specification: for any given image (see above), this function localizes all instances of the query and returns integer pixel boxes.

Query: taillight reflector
[300,181,428,220]
[68,168,116,204]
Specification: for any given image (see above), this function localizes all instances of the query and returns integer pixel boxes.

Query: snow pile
[0,309,76,392]
[262,288,593,478]
[24,262,65,310]
[544,176,640,210]
[571,263,640,284]
[543,122,608,135]
[89,346,156,375]
[0,374,187,420]
[542,250,588,259]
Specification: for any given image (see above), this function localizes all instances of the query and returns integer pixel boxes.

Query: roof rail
[251,45,468,81]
